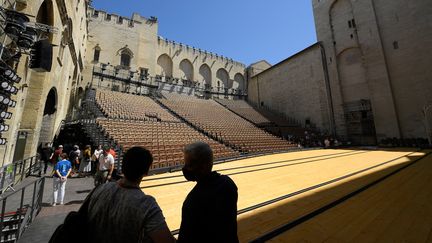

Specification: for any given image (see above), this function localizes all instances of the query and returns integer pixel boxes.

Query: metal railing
[0,156,40,195]
[79,119,123,173]
[92,64,247,97]
[0,177,45,243]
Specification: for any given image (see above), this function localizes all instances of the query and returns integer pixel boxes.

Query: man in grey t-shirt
[86,147,175,243]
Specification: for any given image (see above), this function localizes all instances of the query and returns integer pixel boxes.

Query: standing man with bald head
[178,142,239,243]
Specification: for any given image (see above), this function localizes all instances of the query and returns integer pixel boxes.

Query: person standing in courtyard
[53,153,72,206]
[178,142,239,243]
[51,145,63,164]
[39,142,53,175]
[94,147,115,186]
[79,145,92,177]
[92,144,103,174]
[69,145,81,173]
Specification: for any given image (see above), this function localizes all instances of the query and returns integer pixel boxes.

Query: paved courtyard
[18,172,94,243]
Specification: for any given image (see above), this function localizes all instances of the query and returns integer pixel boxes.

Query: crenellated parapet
[88,7,157,29]
[157,36,246,68]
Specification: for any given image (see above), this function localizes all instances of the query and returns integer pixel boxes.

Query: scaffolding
[343,99,376,144]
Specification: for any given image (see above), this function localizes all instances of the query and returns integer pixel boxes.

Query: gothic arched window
[120,51,131,67]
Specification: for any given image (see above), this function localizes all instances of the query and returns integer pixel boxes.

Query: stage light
[0,65,21,84]
[0,124,9,132]
[0,95,15,107]
[17,27,38,49]
[1,81,9,89]
[3,69,19,82]
[0,95,10,105]
[0,111,12,119]
[1,81,18,94]
[6,86,18,94]
[0,138,6,145]
[9,100,16,107]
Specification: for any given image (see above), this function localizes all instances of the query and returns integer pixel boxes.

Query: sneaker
[52,203,56,207]
[60,202,64,205]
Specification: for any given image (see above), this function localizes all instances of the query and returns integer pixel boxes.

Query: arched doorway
[216,68,229,90]
[38,88,57,146]
[76,87,84,107]
[179,59,194,81]
[199,64,212,89]
[234,73,245,91]
[36,0,54,42]
[157,54,173,77]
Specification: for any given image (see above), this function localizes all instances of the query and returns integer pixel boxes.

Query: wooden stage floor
[140,148,431,242]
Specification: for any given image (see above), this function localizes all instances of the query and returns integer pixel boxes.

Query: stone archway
[38,87,58,146]
[36,0,54,42]
[157,54,173,77]
[199,64,212,89]
[216,68,229,89]
[179,59,194,81]
[234,73,245,90]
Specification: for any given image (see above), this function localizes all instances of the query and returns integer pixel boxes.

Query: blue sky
[91,0,317,65]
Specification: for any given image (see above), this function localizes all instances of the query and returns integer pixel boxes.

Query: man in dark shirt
[178,142,239,243]
[40,143,53,175]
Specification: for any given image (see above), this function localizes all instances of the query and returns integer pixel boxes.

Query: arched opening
[216,68,229,90]
[38,87,58,146]
[120,51,131,67]
[44,88,57,116]
[330,0,358,55]
[93,45,101,62]
[179,59,194,81]
[36,0,54,42]
[199,64,212,89]
[337,48,375,144]
[234,73,245,91]
[157,54,173,77]
[76,87,84,108]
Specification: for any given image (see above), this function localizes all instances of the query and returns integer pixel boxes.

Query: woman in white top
[92,145,103,174]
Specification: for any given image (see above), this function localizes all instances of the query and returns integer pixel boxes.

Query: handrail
[0,155,40,194]
[0,177,45,242]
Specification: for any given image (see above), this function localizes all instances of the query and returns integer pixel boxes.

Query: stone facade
[248,44,333,134]
[83,8,247,98]
[248,0,432,144]
[314,0,432,143]
[0,0,88,165]
[247,60,272,78]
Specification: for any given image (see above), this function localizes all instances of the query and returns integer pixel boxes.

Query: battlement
[88,7,157,29]
[157,36,246,68]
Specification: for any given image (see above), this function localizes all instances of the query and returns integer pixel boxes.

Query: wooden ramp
[267,151,432,243]
[139,148,426,242]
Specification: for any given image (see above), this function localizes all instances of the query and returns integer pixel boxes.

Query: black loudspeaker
[29,39,53,72]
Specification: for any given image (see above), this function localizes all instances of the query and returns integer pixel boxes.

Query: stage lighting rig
[17,26,37,49]
[0,123,8,132]
[3,9,29,38]
[2,67,21,83]
[0,93,16,107]
[0,80,18,95]
[0,110,12,119]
